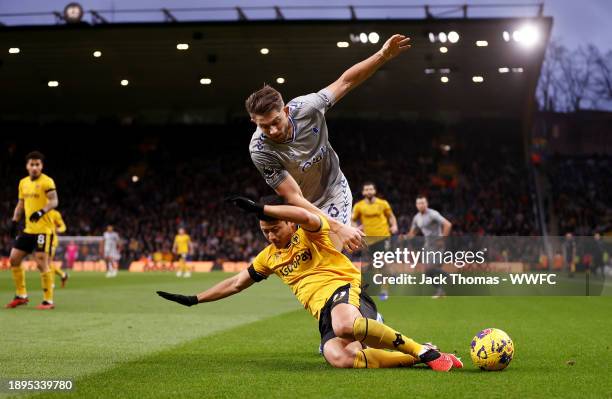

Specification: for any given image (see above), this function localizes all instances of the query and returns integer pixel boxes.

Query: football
[470,328,515,371]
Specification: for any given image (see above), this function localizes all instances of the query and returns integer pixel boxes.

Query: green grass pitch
[1,272,611,398]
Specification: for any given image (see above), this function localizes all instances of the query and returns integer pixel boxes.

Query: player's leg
[6,245,30,308]
[182,254,191,278]
[175,254,183,277]
[330,289,454,371]
[34,235,55,309]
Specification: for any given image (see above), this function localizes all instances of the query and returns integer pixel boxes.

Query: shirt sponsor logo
[300,145,328,172]
[280,249,312,276]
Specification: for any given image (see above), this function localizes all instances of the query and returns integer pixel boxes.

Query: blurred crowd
[0,120,607,264]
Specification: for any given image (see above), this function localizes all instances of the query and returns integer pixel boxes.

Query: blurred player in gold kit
[173,227,193,278]
[6,151,59,310]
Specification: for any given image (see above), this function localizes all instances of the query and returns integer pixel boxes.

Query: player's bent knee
[332,320,355,339]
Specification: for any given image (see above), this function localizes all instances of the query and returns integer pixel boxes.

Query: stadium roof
[0,17,552,122]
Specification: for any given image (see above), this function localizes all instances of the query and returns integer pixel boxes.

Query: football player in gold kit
[157,196,461,371]
[6,151,59,310]
[173,228,193,278]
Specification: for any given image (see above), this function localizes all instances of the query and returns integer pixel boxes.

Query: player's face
[251,107,290,143]
[416,198,428,212]
[26,159,43,178]
[260,220,295,248]
[362,185,376,199]
[179,228,185,235]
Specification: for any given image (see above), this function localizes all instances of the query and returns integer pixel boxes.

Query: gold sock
[353,317,424,358]
[11,266,27,297]
[41,271,54,303]
[353,348,419,368]
[180,258,189,273]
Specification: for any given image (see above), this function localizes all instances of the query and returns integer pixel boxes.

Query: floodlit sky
[1,0,611,51]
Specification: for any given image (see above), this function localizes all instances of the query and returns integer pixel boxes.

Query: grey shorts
[319,176,353,226]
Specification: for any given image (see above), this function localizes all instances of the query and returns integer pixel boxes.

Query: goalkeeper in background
[173,227,193,278]
[49,209,69,288]
[157,195,461,371]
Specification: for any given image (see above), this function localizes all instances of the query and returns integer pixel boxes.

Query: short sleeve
[250,150,289,190]
[44,177,56,193]
[300,89,335,114]
[303,216,329,240]
[248,250,273,282]
[382,201,392,217]
[18,180,24,200]
[431,210,445,224]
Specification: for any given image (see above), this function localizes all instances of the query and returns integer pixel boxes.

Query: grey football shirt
[411,208,446,237]
[249,88,346,209]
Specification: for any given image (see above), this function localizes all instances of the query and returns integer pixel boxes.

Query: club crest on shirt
[312,127,320,135]
[291,234,300,245]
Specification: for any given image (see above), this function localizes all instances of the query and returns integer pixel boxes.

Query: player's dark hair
[25,151,45,162]
[416,195,427,201]
[258,195,286,222]
[362,181,376,189]
[245,84,284,115]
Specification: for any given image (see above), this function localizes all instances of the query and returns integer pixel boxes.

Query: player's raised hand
[156,291,198,307]
[378,34,411,60]
[225,195,265,218]
[332,223,366,253]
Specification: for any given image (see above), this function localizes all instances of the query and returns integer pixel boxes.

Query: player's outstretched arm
[325,34,411,103]
[157,269,255,306]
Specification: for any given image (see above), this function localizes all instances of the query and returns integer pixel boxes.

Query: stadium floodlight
[498,67,510,73]
[276,77,285,84]
[63,2,84,24]
[439,68,451,74]
[424,68,435,74]
[514,25,539,47]
[176,43,189,50]
[438,32,447,43]
[440,76,449,83]
[439,46,448,53]
[200,78,212,85]
[120,79,129,86]
[448,31,459,43]
[359,33,368,44]
[472,76,484,83]
[260,48,269,55]
[48,81,59,87]
[476,40,488,47]
[336,41,349,48]
[131,175,139,183]
[368,32,380,44]
[512,67,524,73]
[503,31,510,42]
[428,32,436,43]
[9,47,20,54]
[93,50,102,58]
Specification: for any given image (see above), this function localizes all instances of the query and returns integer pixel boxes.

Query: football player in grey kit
[406,196,452,298]
[247,34,411,253]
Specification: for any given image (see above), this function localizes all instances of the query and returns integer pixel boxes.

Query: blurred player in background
[65,240,78,269]
[173,227,193,278]
[158,195,461,371]
[102,225,121,278]
[352,182,398,300]
[6,151,59,310]
[247,34,411,253]
[406,196,452,298]
[48,209,69,288]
